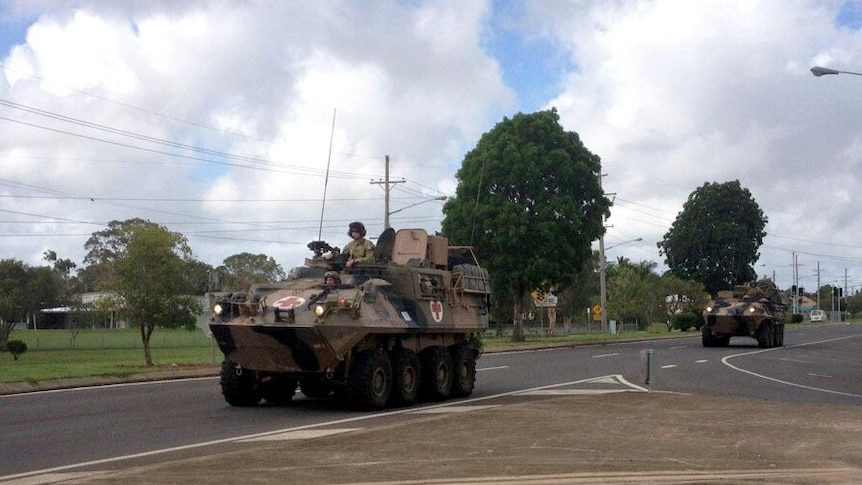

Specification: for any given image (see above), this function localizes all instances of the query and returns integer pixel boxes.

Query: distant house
[40,292,126,329]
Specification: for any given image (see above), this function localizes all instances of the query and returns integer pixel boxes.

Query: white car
[810,310,827,322]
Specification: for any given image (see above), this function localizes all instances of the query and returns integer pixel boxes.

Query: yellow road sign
[591,304,602,321]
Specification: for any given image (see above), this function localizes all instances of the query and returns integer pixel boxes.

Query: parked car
[810,309,827,322]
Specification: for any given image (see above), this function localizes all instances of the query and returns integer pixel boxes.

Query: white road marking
[592,352,619,358]
[660,365,677,369]
[411,405,500,414]
[240,428,363,442]
[695,359,708,363]
[519,389,633,395]
[780,357,811,364]
[722,333,862,399]
[477,365,508,372]
[808,373,833,378]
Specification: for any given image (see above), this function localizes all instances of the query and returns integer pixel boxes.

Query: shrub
[5,340,28,360]
[671,312,699,332]
[790,313,804,324]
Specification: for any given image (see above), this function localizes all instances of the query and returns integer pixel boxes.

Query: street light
[385,196,447,229]
[811,66,862,77]
[599,237,643,334]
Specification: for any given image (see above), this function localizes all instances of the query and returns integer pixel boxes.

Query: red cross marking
[273,296,305,310]
[430,300,443,322]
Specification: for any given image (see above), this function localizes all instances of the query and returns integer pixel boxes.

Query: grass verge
[1,328,218,383]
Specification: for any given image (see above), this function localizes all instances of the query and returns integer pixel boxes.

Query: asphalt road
[3,324,862,484]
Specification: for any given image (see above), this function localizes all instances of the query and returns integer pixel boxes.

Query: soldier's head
[324,270,341,286]
[348,221,366,238]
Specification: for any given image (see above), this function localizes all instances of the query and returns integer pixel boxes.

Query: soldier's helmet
[348,221,367,237]
[324,270,341,285]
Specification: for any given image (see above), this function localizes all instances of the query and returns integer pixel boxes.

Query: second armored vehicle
[209,228,491,410]
[701,280,785,348]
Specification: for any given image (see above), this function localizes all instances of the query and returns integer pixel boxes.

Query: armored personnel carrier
[208,228,491,410]
[701,279,785,348]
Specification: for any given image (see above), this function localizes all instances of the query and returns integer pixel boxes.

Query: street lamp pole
[387,196,447,220]
[810,66,862,77]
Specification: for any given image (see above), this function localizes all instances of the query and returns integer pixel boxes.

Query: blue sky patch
[836,0,862,28]
[486,0,572,112]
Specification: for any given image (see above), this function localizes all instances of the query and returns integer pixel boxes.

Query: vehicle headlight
[748,306,756,313]
[705,306,713,313]
[213,304,223,315]
[314,304,326,317]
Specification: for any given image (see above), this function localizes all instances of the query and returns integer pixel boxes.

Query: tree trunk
[511,286,525,342]
[141,324,155,366]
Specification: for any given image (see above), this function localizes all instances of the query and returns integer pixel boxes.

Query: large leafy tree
[658,181,766,296]
[442,109,610,341]
[84,218,163,290]
[0,259,63,346]
[218,252,286,290]
[87,219,203,365]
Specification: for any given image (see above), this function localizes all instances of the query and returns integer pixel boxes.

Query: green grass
[1,328,219,383]
[8,327,212,350]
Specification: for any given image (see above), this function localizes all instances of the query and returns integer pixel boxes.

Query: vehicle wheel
[757,321,773,348]
[420,346,453,401]
[717,335,731,347]
[300,378,332,399]
[776,325,785,347]
[260,374,297,405]
[702,325,716,347]
[349,349,392,410]
[220,360,261,407]
[390,348,421,407]
[449,344,476,398]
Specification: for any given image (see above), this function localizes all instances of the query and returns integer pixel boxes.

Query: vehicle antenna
[318,108,337,240]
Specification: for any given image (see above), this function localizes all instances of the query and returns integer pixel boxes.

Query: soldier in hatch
[341,221,375,268]
[323,270,340,287]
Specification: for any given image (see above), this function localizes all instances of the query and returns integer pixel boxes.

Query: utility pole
[816,261,821,309]
[597,172,614,334]
[370,155,405,230]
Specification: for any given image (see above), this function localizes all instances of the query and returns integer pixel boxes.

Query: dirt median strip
[15,392,862,485]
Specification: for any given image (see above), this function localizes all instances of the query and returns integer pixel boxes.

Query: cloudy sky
[2,0,862,296]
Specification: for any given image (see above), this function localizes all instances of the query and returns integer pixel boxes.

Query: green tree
[660,274,707,330]
[220,252,286,290]
[556,253,601,326]
[0,259,64,344]
[96,221,203,366]
[658,181,766,296]
[184,259,215,294]
[607,261,663,330]
[442,109,611,341]
[0,259,29,347]
[83,218,163,291]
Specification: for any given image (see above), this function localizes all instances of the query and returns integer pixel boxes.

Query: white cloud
[3,0,862,295]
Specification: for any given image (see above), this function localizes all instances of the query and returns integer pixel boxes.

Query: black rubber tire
[349,349,392,410]
[757,321,773,348]
[449,344,476,398]
[776,325,785,347]
[260,374,297,405]
[420,346,453,401]
[300,378,332,399]
[702,325,716,347]
[390,348,421,407]
[220,360,261,407]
